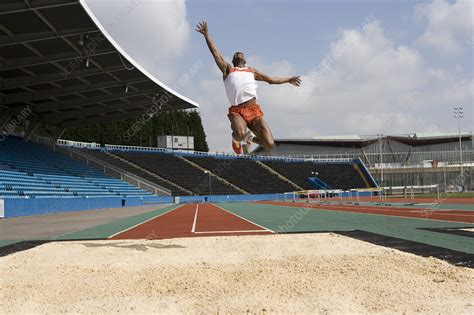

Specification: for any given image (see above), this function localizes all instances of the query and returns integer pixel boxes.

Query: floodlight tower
[204,170,212,198]
[453,107,464,191]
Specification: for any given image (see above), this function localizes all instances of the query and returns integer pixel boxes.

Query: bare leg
[248,117,274,151]
[228,114,247,142]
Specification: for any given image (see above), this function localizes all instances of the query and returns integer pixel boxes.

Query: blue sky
[83,0,473,151]
[186,0,426,71]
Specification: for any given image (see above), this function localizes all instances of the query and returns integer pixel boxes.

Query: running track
[259,201,474,223]
[111,203,273,240]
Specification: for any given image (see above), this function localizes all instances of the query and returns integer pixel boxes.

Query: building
[254,133,474,191]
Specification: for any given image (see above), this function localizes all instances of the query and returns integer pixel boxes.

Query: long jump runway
[110,203,272,240]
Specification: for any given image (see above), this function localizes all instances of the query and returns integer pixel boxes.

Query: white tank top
[224,67,258,106]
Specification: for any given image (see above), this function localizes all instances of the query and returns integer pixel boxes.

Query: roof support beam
[33,88,164,113]
[61,101,191,128]
[53,126,66,143]
[23,117,41,142]
[0,0,79,15]
[0,65,126,90]
[38,99,180,121]
[0,28,99,46]
[0,112,12,130]
[3,78,150,104]
[0,48,116,71]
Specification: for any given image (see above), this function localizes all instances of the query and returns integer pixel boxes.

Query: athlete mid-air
[196,21,301,154]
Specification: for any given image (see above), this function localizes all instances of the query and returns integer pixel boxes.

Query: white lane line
[194,230,270,234]
[108,204,184,239]
[291,203,473,223]
[191,203,199,233]
[210,203,274,233]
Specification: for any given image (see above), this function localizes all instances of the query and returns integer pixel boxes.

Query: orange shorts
[227,99,264,125]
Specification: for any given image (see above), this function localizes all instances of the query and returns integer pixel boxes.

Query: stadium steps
[255,161,303,191]
[262,161,370,190]
[115,152,242,195]
[353,163,371,188]
[109,152,193,196]
[179,156,249,195]
[58,147,173,196]
[0,137,152,198]
[185,156,297,194]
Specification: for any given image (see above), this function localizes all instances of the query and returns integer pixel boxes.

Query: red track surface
[111,203,271,240]
[339,197,474,204]
[260,201,474,223]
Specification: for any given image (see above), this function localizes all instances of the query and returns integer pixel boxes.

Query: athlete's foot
[232,139,243,155]
[243,143,250,155]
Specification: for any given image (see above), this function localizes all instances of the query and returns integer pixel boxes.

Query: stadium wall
[177,193,287,204]
[1,194,285,218]
[1,196,172,218]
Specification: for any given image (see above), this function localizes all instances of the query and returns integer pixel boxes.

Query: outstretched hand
[289,76,301,87]
[195,21,208,35]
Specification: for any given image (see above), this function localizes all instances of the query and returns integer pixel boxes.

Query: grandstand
[115,151,243,196]
[72,148,190,196]
[0,134,377,217]
[58,138,376,194]
[0,0,202,216]
[0,0,377,218]
[254,133,474,191]
[0,136,152,199]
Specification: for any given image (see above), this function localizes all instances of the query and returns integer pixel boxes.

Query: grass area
[387,192,474,199]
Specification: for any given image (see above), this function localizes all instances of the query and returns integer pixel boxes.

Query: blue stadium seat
[0,136,152,199]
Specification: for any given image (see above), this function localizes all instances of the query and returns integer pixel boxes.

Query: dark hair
[232,52,244,66]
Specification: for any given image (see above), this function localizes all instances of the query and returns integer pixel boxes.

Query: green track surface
[1,202,473,255]
[219,202,474,254]
[409,203,474,211]
[0,240,23,247]
[54,205,179,240]
[297,201,474,211]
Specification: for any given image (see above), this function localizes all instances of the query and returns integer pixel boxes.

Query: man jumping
[196,21,301,154]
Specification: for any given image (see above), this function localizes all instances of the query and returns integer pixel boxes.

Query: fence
[36,136,354,163]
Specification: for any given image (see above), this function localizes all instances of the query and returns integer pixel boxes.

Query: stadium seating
[0,136,373,201]
[115,152,242,195]
[262,161,370,190]
[185,156,297,194]
[0,137,152,198]
[78,149,190,196]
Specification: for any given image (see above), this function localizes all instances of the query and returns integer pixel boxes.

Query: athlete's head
[232,52,246,67]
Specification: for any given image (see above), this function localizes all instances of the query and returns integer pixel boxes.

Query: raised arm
[196,21,230,76]
[253,68,301,86]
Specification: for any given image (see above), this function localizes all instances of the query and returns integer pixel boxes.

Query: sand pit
[1,233,473,314]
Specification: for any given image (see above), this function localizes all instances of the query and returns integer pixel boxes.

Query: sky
[82,0,473,152]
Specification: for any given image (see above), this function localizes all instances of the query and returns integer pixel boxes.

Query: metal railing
[259,150,474,165]
[29,136,474,167]
[45,138,353,163]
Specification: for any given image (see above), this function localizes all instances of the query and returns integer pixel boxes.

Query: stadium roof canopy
[0,0,198,138]
[254,132,473,153]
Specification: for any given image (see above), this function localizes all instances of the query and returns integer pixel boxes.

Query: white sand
[1,233,473,314]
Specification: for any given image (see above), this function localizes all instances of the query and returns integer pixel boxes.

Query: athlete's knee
[233,130,246,141]
[262,139,274,150]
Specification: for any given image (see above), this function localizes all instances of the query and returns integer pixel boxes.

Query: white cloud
[82,1,472,152]
[415,0,473,54]
[82,0,190,82]
[189,20,472,152]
